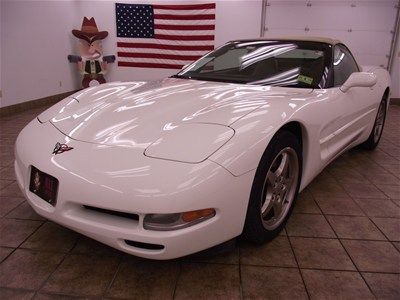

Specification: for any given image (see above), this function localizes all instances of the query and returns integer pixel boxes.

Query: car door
[325,44,376,158]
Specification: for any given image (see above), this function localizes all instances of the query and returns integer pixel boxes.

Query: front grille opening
[83,205,139,221]
[125,240,165,250]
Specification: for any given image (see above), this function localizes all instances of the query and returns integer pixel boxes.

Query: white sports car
[15,37,390,259]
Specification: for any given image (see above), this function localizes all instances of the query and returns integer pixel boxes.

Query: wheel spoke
[273,200,282,216]
[266,170,277,185]
[276,153,289,177]
[261,199,274,218]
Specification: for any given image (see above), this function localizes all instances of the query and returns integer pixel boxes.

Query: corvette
[15,37,390,259]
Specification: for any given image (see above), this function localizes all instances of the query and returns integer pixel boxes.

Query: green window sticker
[298,75,313,85]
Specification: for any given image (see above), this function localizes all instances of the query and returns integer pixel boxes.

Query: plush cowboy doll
[68,17,115,88]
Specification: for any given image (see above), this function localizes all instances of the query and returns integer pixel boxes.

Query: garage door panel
[265,6,312,29]
[263,0,398,69]
[355,54,389,68]
[266,2,396,32]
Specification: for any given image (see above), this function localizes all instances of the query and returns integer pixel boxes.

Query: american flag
[115,3,215,69]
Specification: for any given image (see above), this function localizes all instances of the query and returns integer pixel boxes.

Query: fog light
[143,208,216,231]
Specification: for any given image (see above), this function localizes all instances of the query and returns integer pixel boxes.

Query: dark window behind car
[175,40,332,89]
[333,44,360,86]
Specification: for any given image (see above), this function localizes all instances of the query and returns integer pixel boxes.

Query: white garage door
[262,0,399,68]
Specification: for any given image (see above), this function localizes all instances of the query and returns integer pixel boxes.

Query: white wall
[0,0,262,108]
[0,0,3,100]
[0,0,79,108]
[391,35,400,98]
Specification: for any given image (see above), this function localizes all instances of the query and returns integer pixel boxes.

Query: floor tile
[0,154,13,167]
[175,263,240,299]
[393,241,400,252]
[0,249,64,290]
[0,196,24,217]
[309,177,347,198]
[293,191,321,214]
[364,172,400,185]
[185,246,239,265]
[372,217,400,241]
[107,260,179,299]
[21,222,78,253]
[5,201,46,220]
[42,254,119,297]
[71,236,122,256]
[362,273,400,300]
[285,214,336,238]
[0,180,14,191]
[342,182,388,199]
[342,240,400,273]
[290,237,355,270]
[241,266,308,299]
[302,269,374,299]
[378,184,400,199]
[352,160,390,175]
[0,288,35,300]
[0,167,16,181]
[34,292,91,299]
[0,182,24,198]
[0,247,14,262]
[314,196,364,216]
[353,198,400,218]
[240,236,296,267]
[379,164,400,179]
[329,166,366,184]
[0,218,43,247]
[326,215,386,240]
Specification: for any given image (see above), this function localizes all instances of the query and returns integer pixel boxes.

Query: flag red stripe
[155,34,214,41]
[154,24,215,30]
[154,14,215,20]
[118,52,201,61]
[153,3,216,10]
[118,61,183,69]
[117,42,214,51]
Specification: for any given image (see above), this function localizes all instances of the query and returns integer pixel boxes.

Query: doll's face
[78,39,103,59]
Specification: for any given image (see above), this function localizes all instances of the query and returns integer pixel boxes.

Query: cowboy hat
[72,17,108,42]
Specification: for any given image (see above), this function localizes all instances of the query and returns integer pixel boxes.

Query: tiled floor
[0,104,399,299]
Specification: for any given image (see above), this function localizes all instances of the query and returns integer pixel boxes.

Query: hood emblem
[52,142,74,155]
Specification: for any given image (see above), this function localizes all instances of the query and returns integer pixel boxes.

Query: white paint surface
[0,0,262,108]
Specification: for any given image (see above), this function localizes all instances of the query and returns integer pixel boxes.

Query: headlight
[143,208,216,231]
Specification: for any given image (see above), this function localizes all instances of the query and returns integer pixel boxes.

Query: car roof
[232,36,342,45]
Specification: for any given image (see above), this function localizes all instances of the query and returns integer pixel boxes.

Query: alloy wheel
[260,147,299,230]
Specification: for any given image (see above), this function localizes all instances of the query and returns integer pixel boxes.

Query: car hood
[41,78,312,148]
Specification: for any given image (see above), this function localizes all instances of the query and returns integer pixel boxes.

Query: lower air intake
[125,240,165,250]
[83,205,139,221]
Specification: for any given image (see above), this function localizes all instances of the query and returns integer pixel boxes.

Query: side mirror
[340,72,377,92]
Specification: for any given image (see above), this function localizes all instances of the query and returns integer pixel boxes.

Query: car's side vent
[124,240,165,250]
[83,205,139,221]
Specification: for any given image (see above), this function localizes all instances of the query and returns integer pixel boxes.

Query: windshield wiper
[170,74,188,79]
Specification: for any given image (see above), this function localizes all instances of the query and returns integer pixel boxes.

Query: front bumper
[15,119,255,259]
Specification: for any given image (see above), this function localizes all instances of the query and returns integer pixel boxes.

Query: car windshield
[174,40,330,88]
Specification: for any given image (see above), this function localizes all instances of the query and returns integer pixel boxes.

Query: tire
[242,130,302,244]
[360,98,387,150]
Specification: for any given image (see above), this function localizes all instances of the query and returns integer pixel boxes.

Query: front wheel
[242,130,302,244]
[360,98,387,150]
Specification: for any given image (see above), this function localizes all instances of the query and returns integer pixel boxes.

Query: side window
[333,45,359,86]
